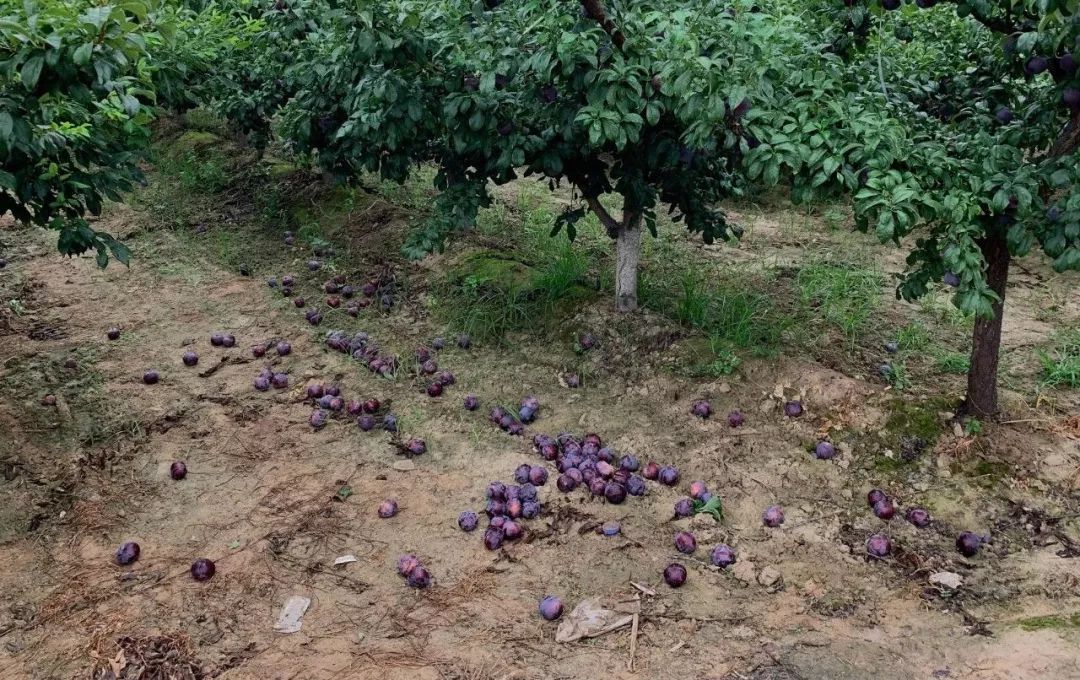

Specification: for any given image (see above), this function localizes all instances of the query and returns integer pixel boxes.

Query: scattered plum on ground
[190,558,216,581]
[763,505,785,527]
[170,461,187,480]
[143,370,160,385]
[674,531,697,554]
[814,441,836,460]
[905,507,931,528]
[377,499,399,518]
[866,534,892,558]
[691,399,712,419]
[956,531,982,557]
[406,565,431,588]
[115,542,140,566]
[709,544,736,568]
[663,563,687,587]
[538,595,564,620]
[182,351,199,367]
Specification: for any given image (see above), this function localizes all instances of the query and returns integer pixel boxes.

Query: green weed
[896,321,931,351]
[795,262,883,349]
[1037,329,1080,388]
[934,351,970,375]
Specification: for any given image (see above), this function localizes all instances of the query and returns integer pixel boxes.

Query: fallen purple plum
[514,464,532,485]
[658,466,679,486]
[866,534,891,558]
[604,481,627,504]
[170,461,187,480]
[709,544,736,568]
[459,510,479,532]
[363,398,380,413]
[689,480,708,499]
[872,498,896,521]
[107,327,121,341]
[529,466,549,486]
[426,382,443,397]
[143,370,160,385]
[221,334,236,348]
[539,595,564,620]
[905,507,931,528]
[252,345,266,358]
[814,442,836,460]
[115,542,140,566]
[727,410,746,427]
[397,554,420,576]
[346,400,363,416]
[457,334,471,349]
[377,499,399,518]
[674,498,693,518]
[190,558,216,581]
[564,373,581,388]
[691,399,712,419]
[182,351,199,367]
[276,341,291,356]
[356,414,375,431]
[643,462,660,480]
[625,475,646,496]
[763,505,785,527]
[483,526,504,550]
[783,400,804,417]
[406,565,431,588]
[503,520,523,540]
[463,394,479,411]
[674,531,697,554]
[306,383,325,399]
[557,474,578,493]
[309,410,328,429]
[41,394,57,406]
[210,332,224,346]
[405,438,427,456]
[956,531,981,557]
[383,413,398,432]
[664,563,687,588]
[271,373,289,389]
[253,376,271,391]
[867,489,886,507]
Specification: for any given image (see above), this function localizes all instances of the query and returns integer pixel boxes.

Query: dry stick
[627,609,640,671]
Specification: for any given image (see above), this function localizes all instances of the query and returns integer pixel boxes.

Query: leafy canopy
[0,0,179,266]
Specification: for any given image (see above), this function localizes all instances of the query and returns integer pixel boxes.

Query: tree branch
[580,0,626,50]
[584,194,622,237]
[1049,110,1080,158]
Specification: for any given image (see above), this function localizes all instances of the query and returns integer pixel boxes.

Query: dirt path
[0,202,1079,679]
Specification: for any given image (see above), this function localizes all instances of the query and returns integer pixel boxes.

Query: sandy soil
[0,191,1078,680]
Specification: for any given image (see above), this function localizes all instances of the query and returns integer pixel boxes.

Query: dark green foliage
[0,0,177,265]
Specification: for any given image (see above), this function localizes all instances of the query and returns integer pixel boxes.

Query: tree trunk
[615,210,642,312]
[963,231,1010,418]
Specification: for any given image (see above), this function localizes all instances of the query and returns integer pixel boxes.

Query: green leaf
[20,54,43,90]
[0,112,12,141]
[691,496,723,521]
[73,42,93,66]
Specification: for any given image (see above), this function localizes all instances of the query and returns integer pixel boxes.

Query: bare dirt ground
[1,139,1079,680]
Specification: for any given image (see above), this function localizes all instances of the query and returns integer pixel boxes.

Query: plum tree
[753,0,1080,416]
[226,0,802,311]
[0,0,178,265]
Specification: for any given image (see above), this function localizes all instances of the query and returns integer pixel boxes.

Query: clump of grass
[1038,329,1080,388]
[156,148,230,193]
[641,261,789,356]
[795,262,883,349]
[896,321,931,351]
[933,351,970,375]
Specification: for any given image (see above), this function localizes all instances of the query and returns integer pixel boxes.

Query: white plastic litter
[274,596,311,634]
